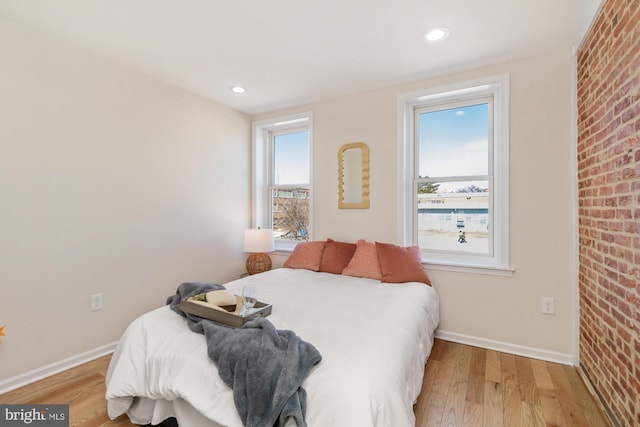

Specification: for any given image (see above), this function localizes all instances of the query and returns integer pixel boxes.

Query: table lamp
[243,228,275,275]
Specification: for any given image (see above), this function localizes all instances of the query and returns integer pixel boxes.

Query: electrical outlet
[91,293,104,311]
[541,297,555,315]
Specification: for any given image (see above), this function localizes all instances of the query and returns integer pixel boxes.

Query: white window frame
[252,112,312,252]
[397,75,513,275]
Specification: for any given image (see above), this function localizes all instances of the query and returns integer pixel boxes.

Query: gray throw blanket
[167,282,322,427]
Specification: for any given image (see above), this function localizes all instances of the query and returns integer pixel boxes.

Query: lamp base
[246,252,272,275]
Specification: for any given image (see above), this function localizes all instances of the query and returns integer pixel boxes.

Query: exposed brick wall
[577,0,640,426]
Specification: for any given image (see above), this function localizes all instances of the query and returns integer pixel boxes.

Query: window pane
[273,131,309,185]
[418,103,489,178]
[417,180,489,255]
[271,187,310,241]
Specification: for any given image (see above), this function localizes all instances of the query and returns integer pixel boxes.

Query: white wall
[0,17,251,380]
[256,52,576,360]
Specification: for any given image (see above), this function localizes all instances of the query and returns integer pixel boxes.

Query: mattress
[106,268,440,426]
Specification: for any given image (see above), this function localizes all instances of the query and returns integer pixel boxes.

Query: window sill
[422,260,515,277]
[274,240,299,253]
[273,249,293,256]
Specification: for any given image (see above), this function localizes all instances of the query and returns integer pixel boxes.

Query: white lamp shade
[243,228,275,253]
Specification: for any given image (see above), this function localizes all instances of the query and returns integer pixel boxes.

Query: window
[398,75,511,274]
[253,113,312,251]
[416,100,491,254]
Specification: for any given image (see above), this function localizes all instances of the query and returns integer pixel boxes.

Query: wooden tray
[179,294,272,328]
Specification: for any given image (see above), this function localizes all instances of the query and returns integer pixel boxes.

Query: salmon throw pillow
[341,239,382,280]
[375,242,431,285]
[283,241,326,271]
[318,239,357,274]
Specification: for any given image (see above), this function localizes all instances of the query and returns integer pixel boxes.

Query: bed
[105,267,439,426]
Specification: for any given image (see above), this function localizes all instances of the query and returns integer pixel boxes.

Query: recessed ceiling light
[231,86,246,94]
[424,27,450,43]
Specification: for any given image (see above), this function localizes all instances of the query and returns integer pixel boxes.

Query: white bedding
[106,268,439,427]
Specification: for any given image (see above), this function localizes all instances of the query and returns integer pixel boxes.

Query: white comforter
[106,268,439,427]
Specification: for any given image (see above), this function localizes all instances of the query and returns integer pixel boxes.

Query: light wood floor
[0,339,609,427]
[414,340,609,427]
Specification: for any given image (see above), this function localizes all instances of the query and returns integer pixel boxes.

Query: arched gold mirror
[338,142,370,209]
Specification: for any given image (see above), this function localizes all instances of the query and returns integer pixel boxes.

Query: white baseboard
[435,330,575,365]
[0,341,118,395]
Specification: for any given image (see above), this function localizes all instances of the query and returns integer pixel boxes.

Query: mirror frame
[338,142,370,209]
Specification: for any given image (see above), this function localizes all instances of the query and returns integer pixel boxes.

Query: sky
[273,130,309,185]
[418,102,489,192]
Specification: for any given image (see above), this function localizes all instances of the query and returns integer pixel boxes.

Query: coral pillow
[283,241,325,271]
[341,239,382,280]
[318,239,357,274]
[375,242,431,285]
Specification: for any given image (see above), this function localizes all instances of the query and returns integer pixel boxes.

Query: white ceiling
[0,0,602,115]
